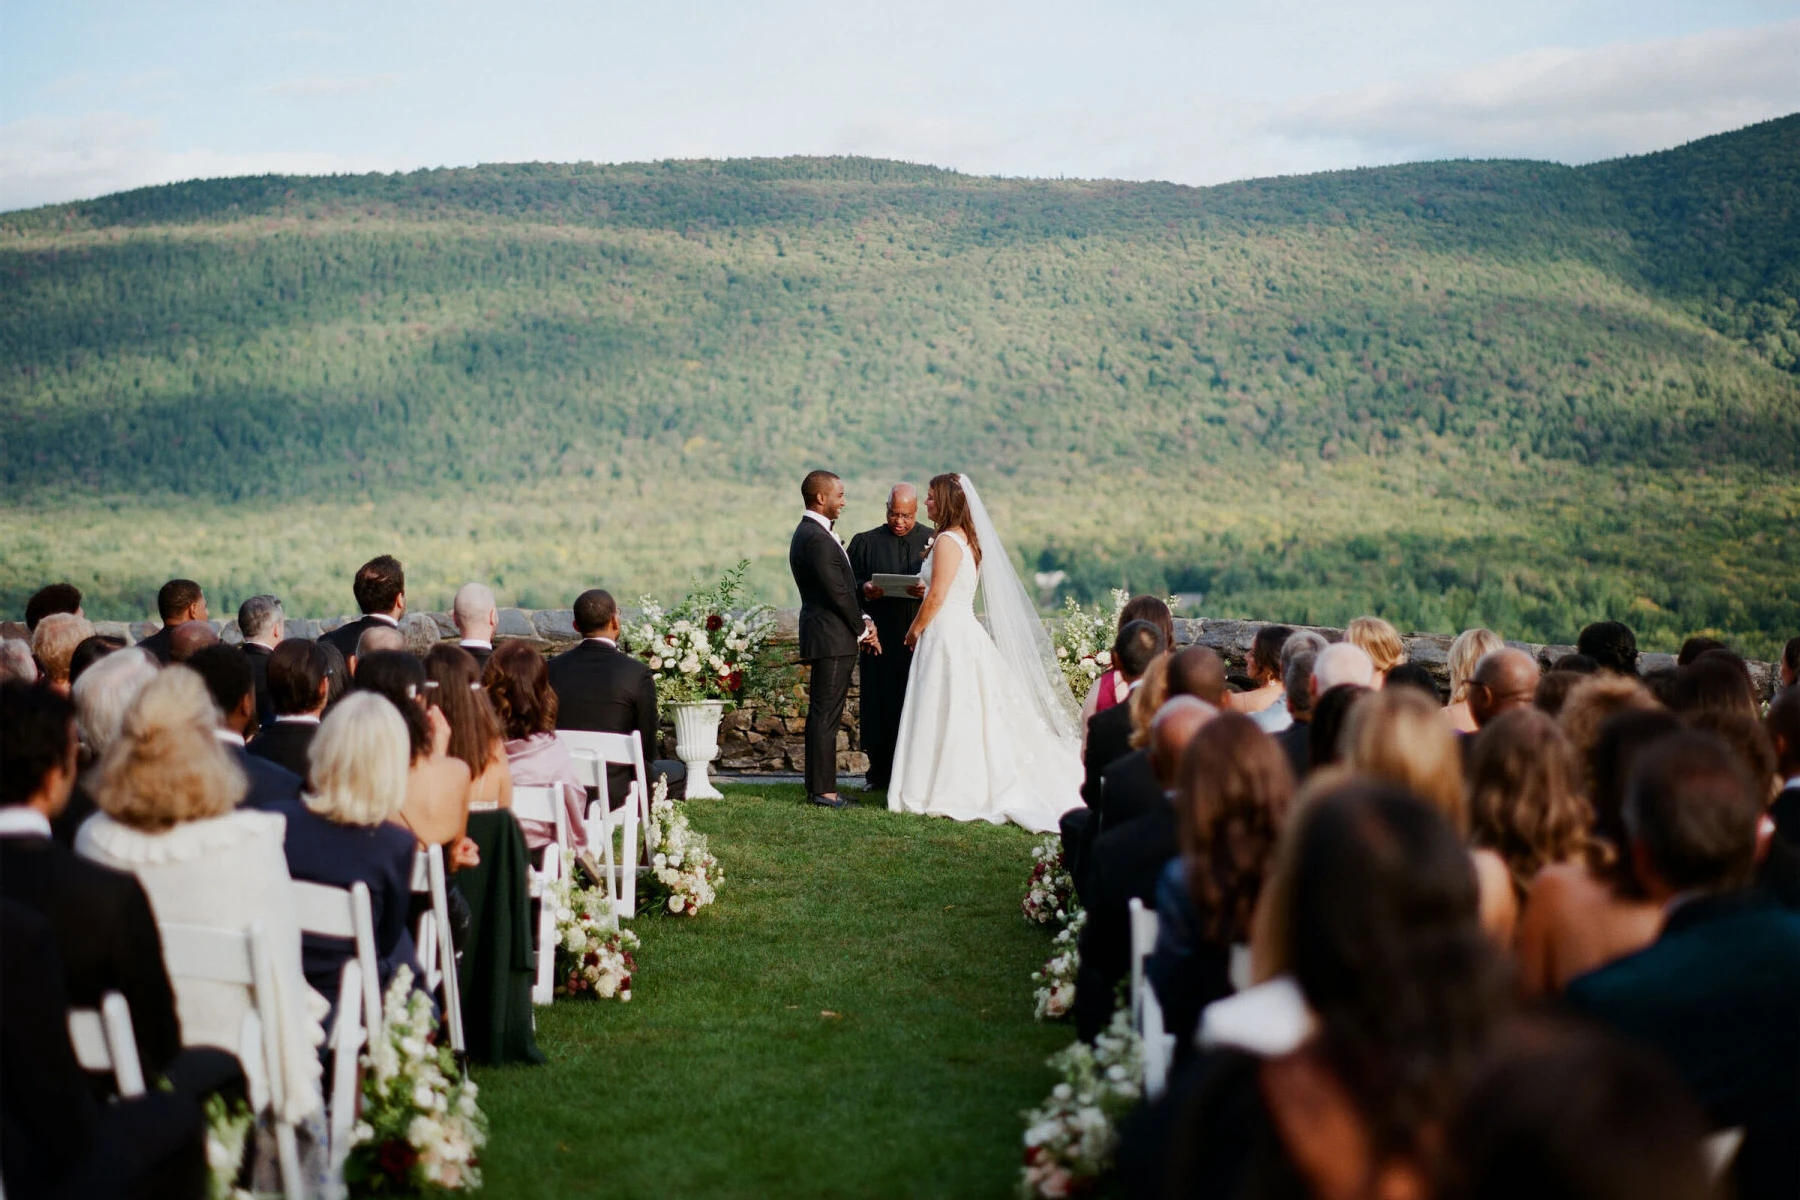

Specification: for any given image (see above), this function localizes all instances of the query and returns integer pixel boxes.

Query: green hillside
[2,117,1797,653]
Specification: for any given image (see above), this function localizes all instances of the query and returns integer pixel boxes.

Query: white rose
[669,895,684,913]
[649,657,664,671]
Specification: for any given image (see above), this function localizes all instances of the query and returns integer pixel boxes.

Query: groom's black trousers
[805,653,857,796]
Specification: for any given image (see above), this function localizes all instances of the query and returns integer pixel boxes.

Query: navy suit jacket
[227,742,304,813]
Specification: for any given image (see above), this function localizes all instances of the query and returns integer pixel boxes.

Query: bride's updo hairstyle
[926,473,982,566]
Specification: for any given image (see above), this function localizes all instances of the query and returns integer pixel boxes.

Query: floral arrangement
[1051,589,1131,700]
[630,560,779,707]
[549,876,639,1000]
[345,966,487,1196]
[202,1094,253,1200]
[641,775,724,915]
[1022,835,1077,926]
[1032,909,1085,1022]
[1019,1009,1144,1199]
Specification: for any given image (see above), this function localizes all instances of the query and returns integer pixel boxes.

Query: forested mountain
[2,115,1796,652]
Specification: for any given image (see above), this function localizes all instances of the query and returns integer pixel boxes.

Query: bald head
[1469,648,1541,728]
[1150,696,1219,788]
[886,483,919,537]
[355,625,406,663]
[168,620,219,663]
[1312,642,1375,697]
[1168,646,1228,706]
[453,582,498,642]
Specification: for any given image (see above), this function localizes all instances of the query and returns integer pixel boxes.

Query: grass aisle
[473,784,1070,1198]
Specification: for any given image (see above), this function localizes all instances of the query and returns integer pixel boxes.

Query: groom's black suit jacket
[789,516,864,662]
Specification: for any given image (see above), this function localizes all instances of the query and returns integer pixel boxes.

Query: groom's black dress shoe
[809,793,848,809]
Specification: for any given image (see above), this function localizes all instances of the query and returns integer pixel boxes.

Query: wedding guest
[1311,640,1375,697]
[1080,596,1177,732]
[1343,687,1517,941]
[236,594,283,726]
[167,620,218,664]
[319,641,349,710]
[1467,708,1596,904]
[248,639,331,779]
[1559,674,1661,791]
[1073,697,1213,1040]
[1384,660,1443,702]
[1346,615,1406,685]
[1781,637,1800,696]
[353,623,406,673]
[1533,669,1586,717]
[1577,620,1639,676]
[1093,647,1227,838]
[1467,648,1540,730]
[24,581,82,631]
[320,554,406,662]
[135,579,207,665]
[1307,682,1369,770]
[1148,712,1293,1048]
[484,641,588,854]
[1676,636,1727,665]
[452,582,499,670]
[548,587,685,806]
[847,483,933,792]
[1232,625,1292,730]
[0,637,36,683]
[423,644,519,818]
[68,633,124,686]
[185,645,305,813]
[1444,628,1504,732]
[1552,652,1600,675]
[353,651,475,863]
[76,667,325,1132]
[32,611,94,692]
[278,693,421,1000]
[1768,690,1800,846]
[1276,649,1318,778]
[68,648,159,823]
[1514,709,1678,998]
[1566,732,1800,1200]
[1670,651,1758,719]
[1081,619,1165,805]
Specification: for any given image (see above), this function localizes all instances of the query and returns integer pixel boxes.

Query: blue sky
[3,0,1798,210]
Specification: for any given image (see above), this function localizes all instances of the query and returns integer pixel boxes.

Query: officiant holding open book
[848,483,933,792]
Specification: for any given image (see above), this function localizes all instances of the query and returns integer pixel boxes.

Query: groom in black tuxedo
[848,483,932,792]
[790,470,880,808]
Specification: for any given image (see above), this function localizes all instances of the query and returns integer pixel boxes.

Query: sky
[3,1,1798,212]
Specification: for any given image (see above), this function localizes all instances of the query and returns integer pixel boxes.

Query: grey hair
[0,639,37,683]
[355,625,407,660]
[1279,629,1329,674]
[1283,650,1319,717]
[71,648,159,756]
[237,594,284,640]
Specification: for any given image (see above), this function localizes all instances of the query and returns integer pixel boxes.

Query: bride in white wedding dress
[886,474,1085,833]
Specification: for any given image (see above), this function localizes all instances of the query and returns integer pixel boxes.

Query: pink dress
[1092,669,1127,714]
[504,733,588,851]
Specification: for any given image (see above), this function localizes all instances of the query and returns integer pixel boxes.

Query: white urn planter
[671,700,726,799]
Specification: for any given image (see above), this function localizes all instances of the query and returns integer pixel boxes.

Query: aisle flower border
[1023,835,1085,1022]
[549,876,639,1000]
[639,776,724,916]
[1019,1009,1144,1199]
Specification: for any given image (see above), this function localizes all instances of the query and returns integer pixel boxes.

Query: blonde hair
[1447,628,1505,703]
[1557,674,1661,791]
[1128,654,1172,750]
[1346,616,1407,674]
[1343,686,1466,832]
[92,666,244,831]
[305,692,409,827]
[31,613,95,685]
[1467,708,1598,897]
[71,648,159,757]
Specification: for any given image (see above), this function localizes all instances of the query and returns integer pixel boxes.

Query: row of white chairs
[1127,897,1176,1101]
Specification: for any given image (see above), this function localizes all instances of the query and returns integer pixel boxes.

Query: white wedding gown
[887,530,1084,833]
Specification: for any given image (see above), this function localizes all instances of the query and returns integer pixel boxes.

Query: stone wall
[30,608,1782,776]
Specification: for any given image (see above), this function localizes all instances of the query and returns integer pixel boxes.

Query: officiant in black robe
[848,484,934,792]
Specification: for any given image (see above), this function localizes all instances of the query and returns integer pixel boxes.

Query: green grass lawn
[472,784,1071,1199]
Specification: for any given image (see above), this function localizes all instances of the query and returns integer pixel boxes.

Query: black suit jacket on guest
[0,834,184,1086]
[789,517,864,662]
[547,639,658,805]
[1772,784,1800,849]
[1074,802,1180,1041]
[460,643,494,672]
[247,719,318,782]
[241,642,274,727]
[320,614,394,662]
[135,625,174,665]
[1098,749,1163,837]
[1082,703,1135,808]
[227,743,304,812]
[1275,720,1310,781]
[1567,891,1800,1200]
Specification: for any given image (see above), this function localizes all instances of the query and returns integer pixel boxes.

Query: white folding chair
[324,959,365,1191]
[511,785,570,1005]
[555,730,649,918]
[410,845,466,1057]
[291,880,383,1045]
[66,991,146,1098]
[1127,897,1176,1101]
[160,920,305,1200]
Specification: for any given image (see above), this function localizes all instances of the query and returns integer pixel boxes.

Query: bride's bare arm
[904,536,962,649]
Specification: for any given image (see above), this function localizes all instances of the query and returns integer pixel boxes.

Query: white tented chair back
[410,845,466,1058]
[159,920,305,1199]
[1126,897,1175,1101]
[291,879,383,1044]
[66,991,146,1098]
[556,729,648,918]
[511,785,571,1005]
[324,958,366,1191]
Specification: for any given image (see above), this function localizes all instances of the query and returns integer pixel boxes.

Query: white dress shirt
[0,807,52,838]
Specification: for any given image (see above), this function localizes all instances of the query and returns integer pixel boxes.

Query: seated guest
[0,637,36,683]
[62,648,160,845]
[548,588,686,806]
[352,623,406,676]
[1231,625,1292,730]
[135,579,208,665]
[1275,648,1318,778]
[1345,614,1405,686]
[1307,682,1369,771]
[320,554,406,662]
[1344,686,1517,941]
[1466,648,1540,730]
[1577,620,1639,676]
[1096,647,1230,837]
[76,667,325,1132]
[1533,669,1587,717]
[1467,708,1597,906]
[1676,636,1727,665]
[281,693,422,1000]
[354,650,476,865]
[1670,651,1759,720]
[1558,673,1660,791]
[423,645,519,817]
[1552,652,1600,675]
[1768,690,1800,846]
[453,583,499,669]
[248,639,331,779]
[1384,660,1442,702]
[167,620,218,664]
[1079,595,1176,737]
[31,611,94,693]
[186,645,304,812]
[485,641,590,853]
[24,581,83,631]
[1567,732,1800,1200]
[319,640,350,710]
[1148,711,1292,1048]
[1781,636,1799,697]
[1080,619,1166,806]
[1444,627,1504,733]
[236,594,284,727]
[1073,697,1214,1040]
[68,633,125,686]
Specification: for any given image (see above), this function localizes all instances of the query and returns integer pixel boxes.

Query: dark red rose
[379,1139,419,1180]
[706,614,724,632]
[726,671,744,692]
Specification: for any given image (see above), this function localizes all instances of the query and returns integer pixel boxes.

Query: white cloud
[257,72,402,98]
[1270,18,1800,163]
[0,112,384,212]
